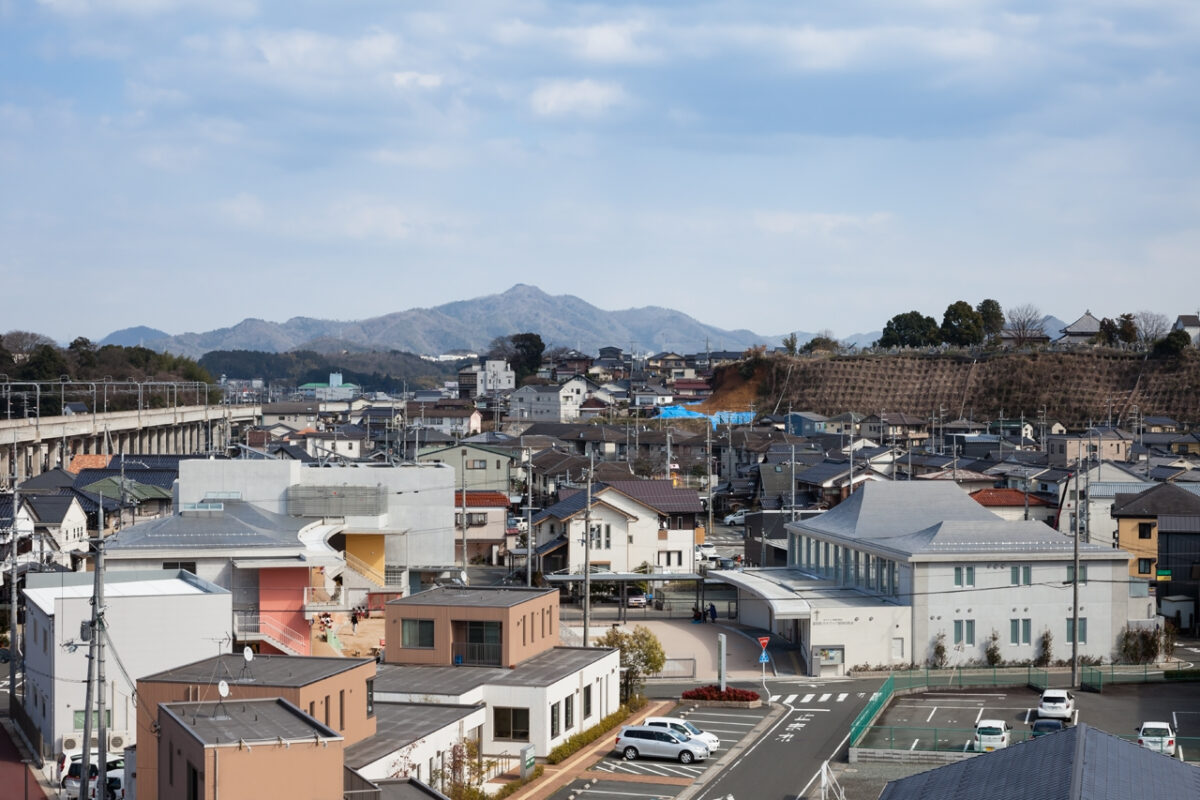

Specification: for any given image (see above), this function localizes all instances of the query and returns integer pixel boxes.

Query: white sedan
[695,542,717,559]
[1036,689,1075,720]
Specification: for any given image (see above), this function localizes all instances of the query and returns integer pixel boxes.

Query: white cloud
[371,145,462,169]
[217,192,265,227]
[496,19,660,63]
[753,211,892,236]
[393,71,443,90]
[327,197,413,241]
[530,79,626,117]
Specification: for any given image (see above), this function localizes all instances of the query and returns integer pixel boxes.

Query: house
[23,493,89,562]
[418,443,516,493]
[1046,429,1133,468]
[510,376,590,423]
[969,487,1055,525]
[1054,460,1153,543]
[861,413,930,448]
[452,490,513,565]
[784,411,829,437]
[530,480,703,574]
[136,653,378,800]
[1172,313,1200,346]
[458,359,516,399]
[1112,482,1200,594]
[878,724,1200,800]
[62,401,89,416]
[407,399,483,438]
[1055,310,1103,345]
[21,570,232,764]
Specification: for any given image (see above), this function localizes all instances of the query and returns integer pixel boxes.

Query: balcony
[304,584,345,611]
[451,641,502,667]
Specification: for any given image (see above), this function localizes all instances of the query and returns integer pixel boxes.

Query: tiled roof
[1112,482,1200,517]
[971,488,1051,507]
[67,454,110,473]
[456,490,511,508]
[602,480,704,513]
[73,468,178,490]
[25,494,79,524]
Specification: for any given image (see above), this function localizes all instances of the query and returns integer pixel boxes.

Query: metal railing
[304,585,344,610]
[452,642,502,666]
[1081,663,1197,692]
[343,551,386,586]
[888,666,1051,692]
[850,675,894,746]
[652,657,697,679]
[234,611,310,655]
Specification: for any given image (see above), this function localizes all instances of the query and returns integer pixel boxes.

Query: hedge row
[492,765,544,799]
[1163,669,1200,681]
[546,694,648,764]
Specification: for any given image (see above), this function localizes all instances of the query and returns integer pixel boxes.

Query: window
[550,701,561,738]
[604,525,611,549]
[1010,618,1032,645]
[1010,565,1032,586]
[954,619,975,645]
[583,685,593,719]
[1066,618,1088,644]
[1138,522,1153,539]
[455,512,488,527]
[467,459,487,469]
[163,561,197,574]
[1066,565,1088,585]
[565,695,574,730]
[953,566,975,587]
[495,707,530,741]
[402,619,435,648]
[1138,558,1153,575]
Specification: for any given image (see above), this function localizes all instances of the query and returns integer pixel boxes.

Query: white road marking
[819,693,831,702]
[784,694,797,704]
[1024,708,1032,724]
[926,706,938,723]
[975,707,984,724]
[801,693,815,704]
[910,739,919,750]
[836,693,848,703]
[769,695,780,702]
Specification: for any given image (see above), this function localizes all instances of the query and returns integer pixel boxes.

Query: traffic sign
[757,636,770,649]
[758,651,770,664]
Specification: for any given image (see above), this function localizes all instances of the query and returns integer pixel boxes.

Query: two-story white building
[510,376,589,423]
[717,481,1148,674]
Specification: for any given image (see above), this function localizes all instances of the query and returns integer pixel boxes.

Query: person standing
[350,610,359,634]
[707,603,717,623]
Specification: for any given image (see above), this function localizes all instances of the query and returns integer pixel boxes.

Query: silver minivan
[614,725,710,764]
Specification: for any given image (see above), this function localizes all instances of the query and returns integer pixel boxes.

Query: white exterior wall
[480,649,620,757]
[354,704,488,784]
[561,497,696,574]
[809,603,912,671]
[22,575,231,755]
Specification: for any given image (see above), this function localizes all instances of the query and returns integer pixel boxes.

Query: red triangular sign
[758,636,770,649]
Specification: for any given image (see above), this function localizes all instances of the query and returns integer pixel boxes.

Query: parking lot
[860,682,1200,759]
[587,705,771,779]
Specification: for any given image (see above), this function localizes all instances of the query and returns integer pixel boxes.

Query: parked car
[643,716,721,750]
[723,510,746,525]
[1030,719,1066,737]
[695,542,717,559]
[63,757,124,800]
[626,589,648,608]
[614,725,709,764]
[89,769,126,799]
[973,720,1011,752]
[1135,721,1177,756]
[1036,689,1075,720]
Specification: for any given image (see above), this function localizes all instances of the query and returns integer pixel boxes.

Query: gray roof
[142,653,374,687]
[162,698,341,747]
[373,664,507,697]
[345,702,481,768]
[26,494,77,525]
[1113,483,1200,516]
[388,586,556,609]
[491,646,617,688]
[794,481,1115,559]
[105,500,309,551]
[878,723,1200,800]
[372,778,453,800]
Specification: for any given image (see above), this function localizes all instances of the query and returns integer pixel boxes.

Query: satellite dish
[218,680,230,698]
[243,646,254,663]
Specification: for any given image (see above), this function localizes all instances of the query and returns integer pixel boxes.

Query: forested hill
[730,350,1200,428]
[197,350,460,391]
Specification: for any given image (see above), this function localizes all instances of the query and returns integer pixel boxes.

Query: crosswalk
[770,692,851,705]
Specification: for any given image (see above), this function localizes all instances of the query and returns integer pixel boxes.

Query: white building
[719,481,1147,674]
[21,569,231,758]
[510,376,589,422]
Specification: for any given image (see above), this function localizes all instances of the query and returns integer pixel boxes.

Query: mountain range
[99,284,881,359]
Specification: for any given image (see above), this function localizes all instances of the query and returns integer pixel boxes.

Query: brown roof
[67,454,110,474]
[970,488,1050,507]
[455,490,512,508]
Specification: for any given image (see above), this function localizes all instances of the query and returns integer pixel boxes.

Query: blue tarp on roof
[653,406,755,429]
[655,405,709,420]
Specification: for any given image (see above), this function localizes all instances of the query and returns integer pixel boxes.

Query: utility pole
[582,453,594,646]
[459,448,469,583]
[7,446,20,736]
[1071,456,1080,689]
[95,510,109,796]
[80,494,103,800]
[524,439,534,588]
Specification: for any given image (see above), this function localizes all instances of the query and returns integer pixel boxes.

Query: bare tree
[2,330,55,355]
[1134,310,1170,348]
[1004,304,1044,347]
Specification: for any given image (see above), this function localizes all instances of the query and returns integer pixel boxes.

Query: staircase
[234,612,310,656]
[342,551,387,588]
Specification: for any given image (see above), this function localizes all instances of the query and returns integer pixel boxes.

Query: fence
[889,666,1052,692]
[849,675,894,746]
[1081,663,1196,692]
[857,725,1200,762]
[652,657,697,680]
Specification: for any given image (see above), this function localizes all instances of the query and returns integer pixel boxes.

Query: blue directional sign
[759,651,770,664]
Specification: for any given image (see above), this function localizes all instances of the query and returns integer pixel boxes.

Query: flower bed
[680,685,762,707]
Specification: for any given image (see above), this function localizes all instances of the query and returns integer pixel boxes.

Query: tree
[1095,317,1119,346]
[16,343,70,381]
[1154,329,1192,357]
[510,332,545,382]
[1134,311,1170,348]
[1117,313,1138,344]
[939,301,984,346]
[2,330,55,356]
[976,299,1005,340]
[68,336,98,369]
[595,624,665,700]
[1005,303,1043,347]
[877,311,941,348]
[800,330,841,354]
[430,737,496,800]
[781,332,798,356]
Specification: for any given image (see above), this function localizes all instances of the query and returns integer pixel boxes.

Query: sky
[3,1,1199,345]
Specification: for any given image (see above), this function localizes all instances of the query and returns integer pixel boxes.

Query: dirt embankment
[706,351,1200,427]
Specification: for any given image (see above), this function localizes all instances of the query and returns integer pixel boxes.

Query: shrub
[1034,630,1053,668]
[492,765,544,799]
[984,630,1002,667]
[680,685,761,702]
[930,632,947,669]
[545,695,648,764]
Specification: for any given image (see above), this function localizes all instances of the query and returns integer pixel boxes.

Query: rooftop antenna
[238,645,256,682]
[213,678,232,721]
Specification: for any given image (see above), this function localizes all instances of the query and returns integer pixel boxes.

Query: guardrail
[1081,663,1198,692]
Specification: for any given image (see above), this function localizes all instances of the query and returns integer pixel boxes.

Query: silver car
[614,725,710,764]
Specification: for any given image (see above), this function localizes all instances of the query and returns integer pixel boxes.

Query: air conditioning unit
[108,731,130,750]
[61,734,81,752]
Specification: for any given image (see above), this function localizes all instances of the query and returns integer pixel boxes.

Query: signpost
[758,636,770,701]
[520,744,535,779]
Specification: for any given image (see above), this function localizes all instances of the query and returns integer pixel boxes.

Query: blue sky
[3,1,1198,345]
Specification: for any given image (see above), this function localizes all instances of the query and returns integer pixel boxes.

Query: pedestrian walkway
[770,691,853,704]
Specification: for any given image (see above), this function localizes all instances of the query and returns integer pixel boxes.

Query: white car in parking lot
[644,716,721,751]
[973,719,1011,752]
[614,725,710,764]
[1037,689,1075,720]
[1135,721,1177,756]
